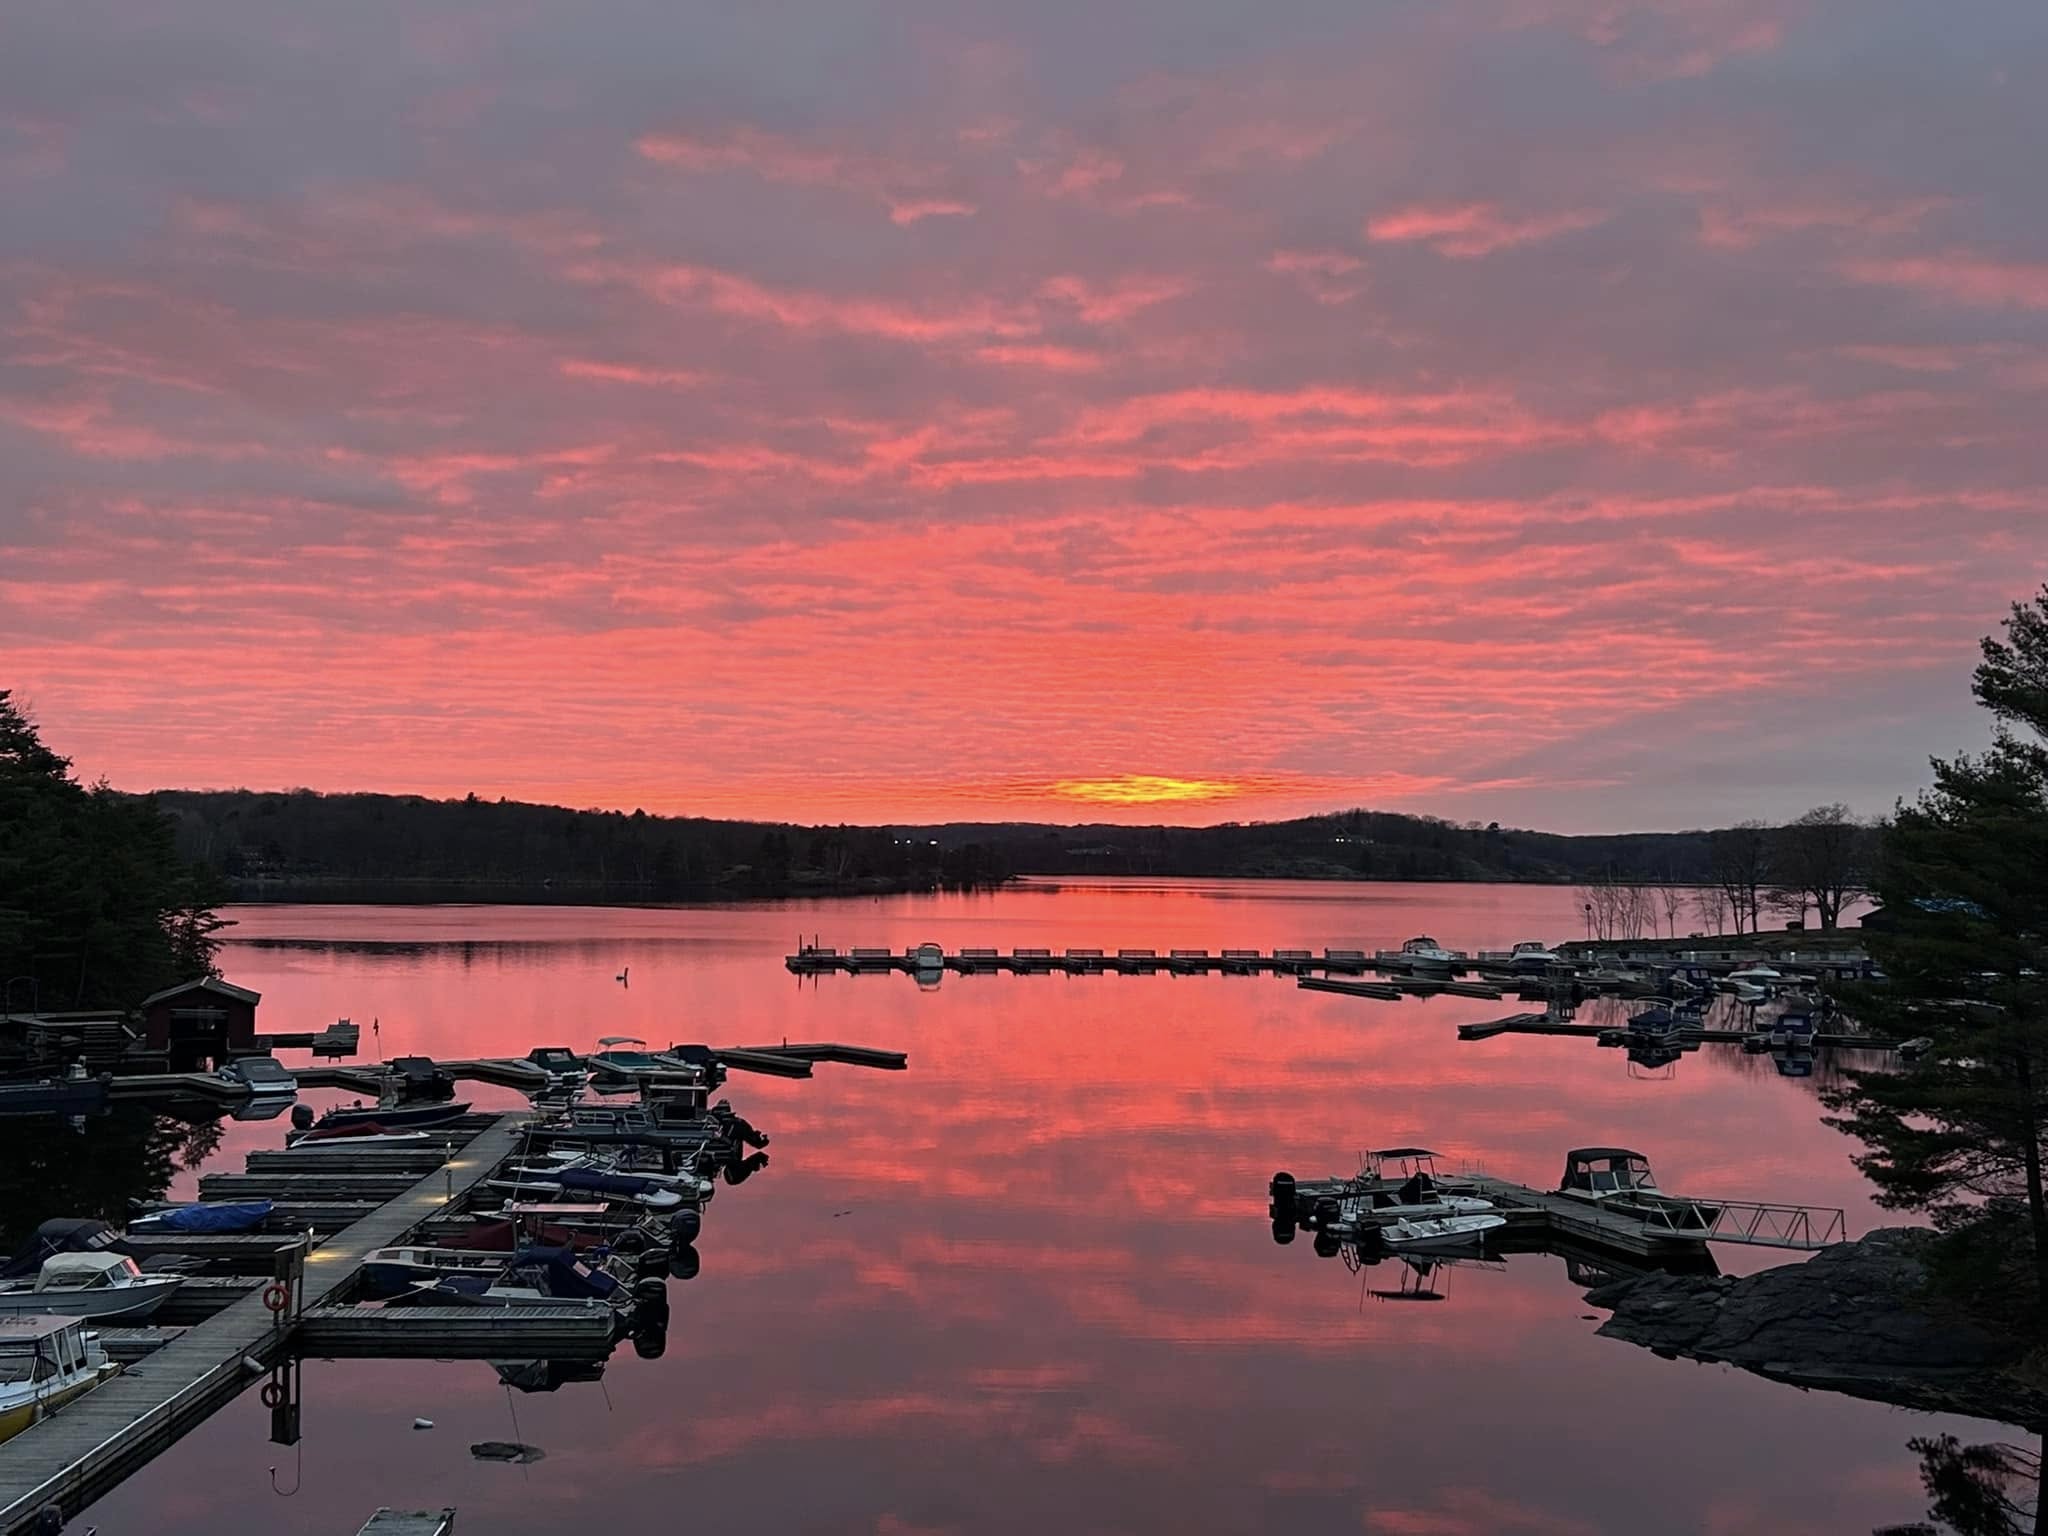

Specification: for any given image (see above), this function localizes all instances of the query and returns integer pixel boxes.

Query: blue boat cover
[508,1244,618,1299]
[136,1200,274,1233]
[556,1168,659,1199]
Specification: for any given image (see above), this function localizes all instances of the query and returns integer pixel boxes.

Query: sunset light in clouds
[3,0,2045,829]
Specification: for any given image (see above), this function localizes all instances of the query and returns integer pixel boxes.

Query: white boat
[1556,1148,1718,1238]
[1730,981,1767,1003]
[1327,1149,1495,1227]
[1507,940,1563,974]
[1373,936,1464,975]
[282,1129,435,1151]
[1380,1212,1505,1250]
[1723,964,1782,993]
[487,1174,684,1211]
[0,1315,120,1443]
[0,1255,184,1323]
[509,1152,715,1200]
[910,942,944,973]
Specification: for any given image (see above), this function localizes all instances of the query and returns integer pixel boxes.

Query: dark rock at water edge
[1586,1228,2048,1429]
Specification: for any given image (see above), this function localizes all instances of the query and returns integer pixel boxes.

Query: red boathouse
[139,977,261,1059]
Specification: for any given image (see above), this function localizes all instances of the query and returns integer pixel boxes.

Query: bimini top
[0,1313,91,1345]
[1369,1147,1442,1159]
[1564,1147,1649,1164]
[34,1252,136,1290]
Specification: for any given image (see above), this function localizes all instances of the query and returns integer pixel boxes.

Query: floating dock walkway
[1275,1170,1848,1262]
[0,1115,529,1534]
[787,943,1581,990]
[1455,1013,1903,1052]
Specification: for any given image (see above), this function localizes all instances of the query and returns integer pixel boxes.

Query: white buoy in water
[413,1418,435,1430]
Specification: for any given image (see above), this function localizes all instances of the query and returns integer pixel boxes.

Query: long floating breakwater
[0,1041,903,1533]
[786,940,1873,984]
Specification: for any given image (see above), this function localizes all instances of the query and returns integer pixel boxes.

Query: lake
[69,880,1992,1534]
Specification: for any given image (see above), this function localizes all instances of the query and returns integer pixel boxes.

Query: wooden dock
[1455,1013,1903,1051]
[1277,1169,1847,1261]
[0,1115,531,1533]
[301,1305,616,1359]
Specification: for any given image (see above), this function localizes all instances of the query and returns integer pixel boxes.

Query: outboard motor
[1313,1230,1341,1259]
[669,1245,701,1281]
[668,1207,702,1247]
[289,1103,315,1131]
[632,1325,668,1360]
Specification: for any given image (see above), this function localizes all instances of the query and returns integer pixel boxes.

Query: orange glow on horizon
[1050,775,1246,806]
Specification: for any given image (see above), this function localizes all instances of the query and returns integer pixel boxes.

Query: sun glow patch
[1051,775,1245,805]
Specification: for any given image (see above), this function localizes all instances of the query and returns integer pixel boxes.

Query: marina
[0,1030,904,1533]
[0,889,2008,1535]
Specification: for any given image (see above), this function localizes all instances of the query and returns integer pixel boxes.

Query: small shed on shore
[139,977,261,1058]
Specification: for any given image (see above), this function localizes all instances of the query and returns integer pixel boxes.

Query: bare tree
[1708,821,1770,934]
[1770,803,1867,929]
[1577,872,1656,942]
[1657,881,1687,938]
[1691,884,1731,935]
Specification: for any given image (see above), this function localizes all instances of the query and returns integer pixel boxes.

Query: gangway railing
[1637,1198,1847,1249]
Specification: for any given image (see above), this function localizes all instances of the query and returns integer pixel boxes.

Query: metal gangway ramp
[1646,1198,1848,1250]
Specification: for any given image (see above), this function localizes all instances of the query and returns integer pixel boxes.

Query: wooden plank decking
[0,1114,529,1534]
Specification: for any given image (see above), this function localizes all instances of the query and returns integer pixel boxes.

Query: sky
[2,0,2045,832]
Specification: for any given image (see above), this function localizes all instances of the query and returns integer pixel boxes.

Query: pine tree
[0,690,227,1011]
[1822,588,2048,1310]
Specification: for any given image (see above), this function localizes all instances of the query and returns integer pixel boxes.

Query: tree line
[140,792,1890,901]
[0,691,224,1016]
[1574,804,1874,941]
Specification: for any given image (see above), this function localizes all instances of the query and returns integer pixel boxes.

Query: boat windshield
[1567,1153,1659,1193]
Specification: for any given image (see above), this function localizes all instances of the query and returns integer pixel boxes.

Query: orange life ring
[262,1282,291,1313]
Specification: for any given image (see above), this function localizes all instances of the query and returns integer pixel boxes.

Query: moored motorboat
[513,1151,715,1200]
[400,1245,636,1310]
[289,1099,472,1139]
[0,1315,120,1444]
[281,1128,435,1151]
[128,1200,274,1234]
[1723,963,1783,995]
[1507,940,1563,974]
[1379,1212,1506,1251]
[1768,994,1821,1048]
[0,1065,110,1119]
[1372,937,1464,976]
[362,1244,523,1299]
[0,1254,184,1323]
[489,1168,686,1210]
[219,1056,297,1099]
[1557,1148,1719,1236]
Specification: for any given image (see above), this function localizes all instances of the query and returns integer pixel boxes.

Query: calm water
[74,881,1991,1534]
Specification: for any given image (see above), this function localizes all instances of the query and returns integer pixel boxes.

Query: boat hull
[0,1279,181,1323]
[0,1364,120,1446]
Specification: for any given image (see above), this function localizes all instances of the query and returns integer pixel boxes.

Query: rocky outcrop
[1586,1228,2048,1428]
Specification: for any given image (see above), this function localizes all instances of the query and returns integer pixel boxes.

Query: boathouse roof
[138,977,261,1008]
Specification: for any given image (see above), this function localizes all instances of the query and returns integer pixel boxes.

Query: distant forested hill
[931,811,1717,884]
[145,790,1730,902]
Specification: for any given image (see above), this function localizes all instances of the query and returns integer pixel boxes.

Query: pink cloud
[1365,202,1606,257]
[557,358,704,388]
[1037,273,1191,323]
[637,127,977,225]
[1697,195,1944,249]
[1841,249,2048,310]
[1265,247,1367,304]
